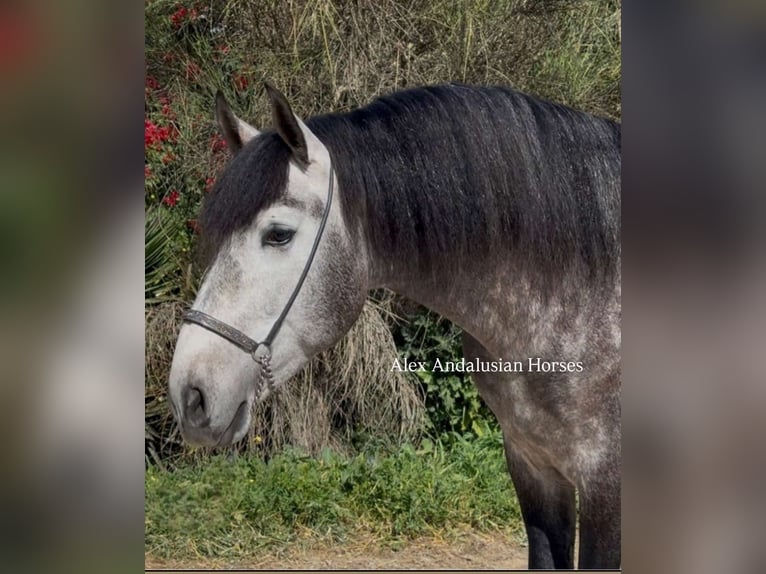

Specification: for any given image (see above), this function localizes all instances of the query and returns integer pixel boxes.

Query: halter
[183,163,335,400]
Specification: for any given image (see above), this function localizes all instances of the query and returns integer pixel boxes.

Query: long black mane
[201,84,620,288]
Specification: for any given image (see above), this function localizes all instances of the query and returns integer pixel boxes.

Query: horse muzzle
[171,384,251,447]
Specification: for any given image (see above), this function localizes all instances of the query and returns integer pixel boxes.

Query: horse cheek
[310,231,367,349]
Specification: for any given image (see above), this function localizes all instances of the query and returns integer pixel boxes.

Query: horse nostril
[188,387,202,410]
[183,385,210,428]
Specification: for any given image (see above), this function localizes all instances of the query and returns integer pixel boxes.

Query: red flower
[217,45,230,55]
[204,177,215,192]
[210,133,227,153]
[169,4,199,28]
[162,190,180,207]
[145,165,152,179]
[144,119,161,147]
[170,6,187,28]
[145,75,159,91]
[234,74,249,91]
[144,119,175,149]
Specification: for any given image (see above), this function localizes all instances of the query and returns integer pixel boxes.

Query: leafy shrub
[394,309,499,437]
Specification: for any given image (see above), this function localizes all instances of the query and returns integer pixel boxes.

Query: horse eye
[263,227,295,247]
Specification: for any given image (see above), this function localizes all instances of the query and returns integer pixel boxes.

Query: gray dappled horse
[168,83,621,569]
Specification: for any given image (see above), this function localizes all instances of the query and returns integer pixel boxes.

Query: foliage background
[145,0,620,463]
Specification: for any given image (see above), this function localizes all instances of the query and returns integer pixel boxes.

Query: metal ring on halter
[182,163,335,399]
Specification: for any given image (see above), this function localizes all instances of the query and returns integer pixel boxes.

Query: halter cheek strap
[183,164,335,400]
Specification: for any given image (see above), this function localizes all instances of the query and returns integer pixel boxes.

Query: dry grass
[146,0,621,127]
[146,528,527,570]
[250,293,423,456]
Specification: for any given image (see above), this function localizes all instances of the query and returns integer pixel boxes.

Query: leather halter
[183,163,335,400]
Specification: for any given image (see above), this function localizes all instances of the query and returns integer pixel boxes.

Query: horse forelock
[197,131,292,265]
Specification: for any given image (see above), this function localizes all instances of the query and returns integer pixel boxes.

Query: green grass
[145,432,521,559]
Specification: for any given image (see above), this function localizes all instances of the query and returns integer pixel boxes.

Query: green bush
[395,309,498,437]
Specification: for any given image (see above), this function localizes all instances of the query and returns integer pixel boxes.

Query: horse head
[168,86,367,447]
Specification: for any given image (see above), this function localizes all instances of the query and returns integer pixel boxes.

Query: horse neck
[323,88,620,355]
[366,252,529,356]
[378,265,509,351]
[366,238,619,359]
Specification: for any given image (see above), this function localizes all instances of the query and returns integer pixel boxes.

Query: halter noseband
[182,163,335,400]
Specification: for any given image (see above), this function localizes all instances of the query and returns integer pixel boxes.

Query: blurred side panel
[0,0,144,572]
[624,1,766,573]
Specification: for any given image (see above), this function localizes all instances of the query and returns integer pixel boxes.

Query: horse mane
[200,83,621,290]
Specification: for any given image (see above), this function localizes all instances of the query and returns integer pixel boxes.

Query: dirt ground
[145,530,529,570]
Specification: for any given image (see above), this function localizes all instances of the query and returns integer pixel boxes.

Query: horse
[167,82,621,569]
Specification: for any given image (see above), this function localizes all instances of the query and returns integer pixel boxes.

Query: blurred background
[0,0,764,572]
[624,2,766,573]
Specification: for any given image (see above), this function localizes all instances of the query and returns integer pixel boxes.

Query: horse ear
[264,82,325,166]
[215,91,259,153]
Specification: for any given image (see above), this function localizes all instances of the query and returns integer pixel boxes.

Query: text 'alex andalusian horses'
[168,83,621,569]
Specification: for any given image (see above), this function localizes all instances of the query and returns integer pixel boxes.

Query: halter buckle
[252,343,271,365]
